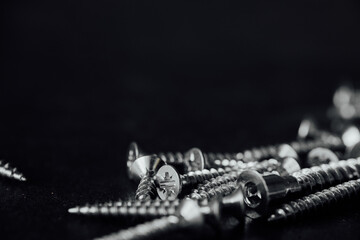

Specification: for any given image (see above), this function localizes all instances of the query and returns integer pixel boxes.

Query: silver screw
[68,199,181,217]
[126,142,205,178]
[238,158,360,218]
[129,155,165,201]
[0,160,26,181]
[188,158,300,200]
[93,199,205,240]
[267,179,360,222]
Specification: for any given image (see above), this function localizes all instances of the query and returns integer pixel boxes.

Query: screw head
[346,141,360,158]
[127,142,142,179]
[156,165,182,200]
[280,157,301,175]
[238,170,288,218]
[183,148,205,172]
[220,185,246,224]
[298,118,318,139]
[342,125,360,149]
[177,199,204,227]
[130,155,165,180]
[307,147,339,167]
[277,144,299,160]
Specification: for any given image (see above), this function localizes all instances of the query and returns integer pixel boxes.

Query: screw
[267,179,360,222]
[188,158,300,200]
[0,160,26,181]
[129,155,166,201]
[238,158,360,218]
[68,199,181,217]
[93,199,205,240]
[154,165,232,200]
[126,142,205,177]
[155,157,300,201]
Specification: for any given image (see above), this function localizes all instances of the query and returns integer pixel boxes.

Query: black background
[1,1,360,239]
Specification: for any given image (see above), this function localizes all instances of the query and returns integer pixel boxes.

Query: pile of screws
[69,85,360,240]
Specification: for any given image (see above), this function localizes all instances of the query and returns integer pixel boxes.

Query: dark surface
[1,1,360,239]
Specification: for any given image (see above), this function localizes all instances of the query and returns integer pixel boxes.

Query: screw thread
[290,159,360,194]
[210,137,343,167]
[188,181,237,201]
[135,175,157,201]
[180,168,227,186]
[0,160,27,181]
[268,179,360,222]
[94,216,179,240]
[158,152,184,165]
[68,199,180,217]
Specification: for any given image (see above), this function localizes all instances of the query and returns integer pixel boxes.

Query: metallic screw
[155,165,230,200]
[68,199,181,217]
[93,199,205,240]
[267,179,360,222]
[70,186,246,227]
[0,160,26,181]
[299,118,360,156]
[238,158,360,218]
[188,158,300,200]
[188,181,238,201]
[129,155,165,201]
[127,142,205,178]
[155,157,300,201]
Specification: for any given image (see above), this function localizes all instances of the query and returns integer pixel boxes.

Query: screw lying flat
[93,199,205,240]
[267,179,360,222]
[155,158,300,200]
[0,160,26,181]
[238,158,360,217]
[129,155,165,201]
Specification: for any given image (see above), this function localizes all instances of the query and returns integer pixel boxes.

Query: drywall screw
[238,158,360,218]
[188,181,238,201]
[0,160,26,181]
[267,179,360,222]
[68,199,181,217]
[126,142,205,178]
[129,155,165,201]
[93,199,205,240]
[69,186,246,227]
[154,165,231,200]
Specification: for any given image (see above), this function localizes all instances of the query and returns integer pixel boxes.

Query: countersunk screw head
[183,148,205,172]
[277,144,299,160]
[156,165,182,200]
[127,142,142,179]
[176,198,205,227]
[342,125,360,149]
[280,157,301,175]
[298,118,318,139]
[307,147,339,167]
[130,155,166,181]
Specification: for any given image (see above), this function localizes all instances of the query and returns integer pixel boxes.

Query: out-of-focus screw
[238,158,360,218]
[70,187,246,227]
[267,179,360,222]
[129,155,165,201]
[126,142,205,177]
[0,160,26,181]
[93,199,205,240]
